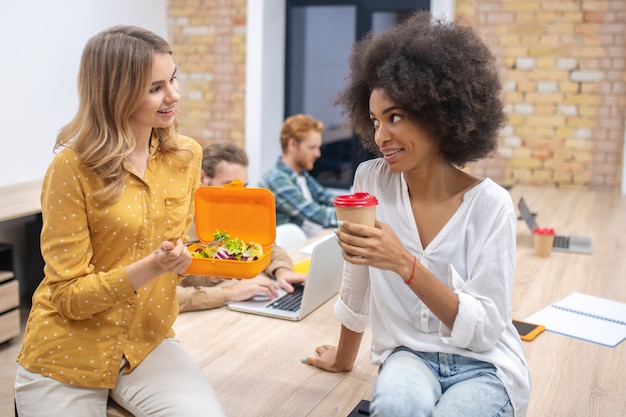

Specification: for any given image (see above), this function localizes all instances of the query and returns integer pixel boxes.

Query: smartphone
[512,319,545,341]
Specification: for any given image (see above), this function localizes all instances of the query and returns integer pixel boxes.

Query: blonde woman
[14,26,225,416]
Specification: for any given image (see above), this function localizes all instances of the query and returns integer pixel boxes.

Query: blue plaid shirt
[258,158,337,228]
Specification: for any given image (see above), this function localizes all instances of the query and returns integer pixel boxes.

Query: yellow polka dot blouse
[17,135,202,389]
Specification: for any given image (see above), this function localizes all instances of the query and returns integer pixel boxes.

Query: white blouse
[334,158,531,416]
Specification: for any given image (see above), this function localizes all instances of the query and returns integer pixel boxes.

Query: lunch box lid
[193,180,276,246]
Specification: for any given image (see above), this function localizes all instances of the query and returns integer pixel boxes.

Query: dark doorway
[285,0,430,189]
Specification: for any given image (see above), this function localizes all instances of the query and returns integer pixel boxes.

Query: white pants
[15,338,225,417]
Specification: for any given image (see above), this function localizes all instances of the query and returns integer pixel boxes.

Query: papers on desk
[298,234,334,255]
[525,292,626,348]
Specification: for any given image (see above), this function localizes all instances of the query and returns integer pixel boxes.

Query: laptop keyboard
[553,235,570,249]
[267,284,304,312]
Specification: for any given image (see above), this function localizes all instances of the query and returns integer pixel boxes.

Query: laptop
[518,197,592,254]
[227,236,344,320]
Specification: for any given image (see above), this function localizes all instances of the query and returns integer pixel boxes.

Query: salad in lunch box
[189,230,263,261]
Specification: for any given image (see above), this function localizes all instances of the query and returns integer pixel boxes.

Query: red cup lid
[333,192,378,208]
[533,227,555,236]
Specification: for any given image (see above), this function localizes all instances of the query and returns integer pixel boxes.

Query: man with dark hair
[177,143,306,312]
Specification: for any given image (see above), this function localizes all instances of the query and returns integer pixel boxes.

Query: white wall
[0,0,167,188]
[245,0,286,187]
[0,0,167,292]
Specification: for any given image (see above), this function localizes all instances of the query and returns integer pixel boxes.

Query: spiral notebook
[525,292,626,347]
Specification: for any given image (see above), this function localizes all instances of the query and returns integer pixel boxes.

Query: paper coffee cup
[533,227,555,257]
[333,192,378,229]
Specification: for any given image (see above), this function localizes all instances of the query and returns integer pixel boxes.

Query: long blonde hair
[56,25,190,203]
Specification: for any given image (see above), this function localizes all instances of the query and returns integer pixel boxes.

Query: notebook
[524,292,626,347]
[518,197,592,254]
[227,236,343,321]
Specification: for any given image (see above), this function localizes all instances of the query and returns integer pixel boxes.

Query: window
[285,1,429,189]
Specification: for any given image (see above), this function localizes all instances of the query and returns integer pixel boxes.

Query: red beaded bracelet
[405,256,417,285]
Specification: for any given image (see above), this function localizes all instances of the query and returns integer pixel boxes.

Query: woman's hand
[153,239,193,275]
[336,220,409,274]
[301,344,349,373]
[302,325,363,373]
[129,239,193,290]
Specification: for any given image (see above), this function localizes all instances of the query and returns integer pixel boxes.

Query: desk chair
[275,223,307,249]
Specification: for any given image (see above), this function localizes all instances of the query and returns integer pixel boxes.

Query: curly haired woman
[303,11,531,417]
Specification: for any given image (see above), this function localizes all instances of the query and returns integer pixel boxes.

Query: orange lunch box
[184,180,276,279]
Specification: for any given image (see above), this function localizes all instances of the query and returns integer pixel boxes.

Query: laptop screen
[518,198,539,232]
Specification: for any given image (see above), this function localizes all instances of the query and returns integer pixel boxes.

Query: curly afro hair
[335,11,506,167]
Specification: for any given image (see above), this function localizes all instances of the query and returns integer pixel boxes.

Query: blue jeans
[370,347,513,417]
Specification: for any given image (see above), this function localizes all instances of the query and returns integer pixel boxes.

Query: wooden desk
[173,186,626,417]
[509,186,626,417]
[0,180,42,223]
[0,180,43,341]
[0,179,44,300]
[174,232,377,417]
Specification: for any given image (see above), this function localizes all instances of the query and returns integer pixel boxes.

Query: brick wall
[168,0,625,191]
[459,0,626,191]
[168,0,247,149]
